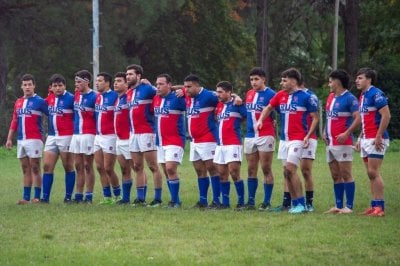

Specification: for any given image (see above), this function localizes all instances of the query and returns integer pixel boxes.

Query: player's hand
[256,120,263,130]
[355,140,361,152]
[5,140,12,150]
[175,89,184,97]
[233,94,243,105]
[140,78,151,85]
[335,132,348,144]
[303,137,310,148]
[373,135,384,151]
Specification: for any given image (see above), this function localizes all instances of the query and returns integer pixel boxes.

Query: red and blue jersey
[153,92,186,147]
[325,91,359,146]
[46,91,74,136]
[73,90,97,135]
[114,93,130,140]
[269,89,318,141]
[245,87,276,138]
[95,89,118,135]
[359,86,389,139]
[215,99,247,145]
[9,94,48,140]
[127,83,156,134]
[304,88,319,140]
[186,88,219,143]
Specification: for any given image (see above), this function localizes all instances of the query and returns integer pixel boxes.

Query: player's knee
[367,168,378,180]
[283,168,292,180]
[43,163,54,173]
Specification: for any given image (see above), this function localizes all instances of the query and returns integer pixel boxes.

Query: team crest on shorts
[343,153,347,158]
[35,150,39,154]
[294,148,298,152]
[147,142,151,147]
[88,146,92,151]
[269,144,273,148]
[233,153,237,158]
[308,151,312,155]
[109,146,113,151]
[174,153,178,158]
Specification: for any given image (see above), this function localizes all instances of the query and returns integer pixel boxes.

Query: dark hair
[356,67,377,85]
[281,68,302,85]
[216,81,233,92]
[157,73,172,83]
[126,64,143,76]
[97,72,113,84]
[184,74,200,83]
[114,72,126,83]
[49,74,66,85]
[75,70,92,83]
[21,74,35,85]
[249,67,266,77]
[329,69,350,89]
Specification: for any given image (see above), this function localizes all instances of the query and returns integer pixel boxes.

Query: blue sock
[42,173,54,202]
[247,177,258,205]
[292,198,298,207]
[375,199,385,210]
[65,171,75,200]
[334,183,345,208]
[344,181,355,209]
[113,185,121,197]
[137,186,145,201]
[103,186,112,197]
[166,178,172,195]
[155,188,162,201]
[263,183,274,205]
[210,175,221,204]
[122,179,133,202]
[23,186,31,201]
[371,199,376,207]
[220,182,230,207]
[34,187,41,199]
[74,193,83,202]
[144,185,147,199]
[198,177,209,205]
[169,179,180,203]
[85,192,93,202]
[297,196,305,207]
[234,180,245,205]
[283,192,291,207]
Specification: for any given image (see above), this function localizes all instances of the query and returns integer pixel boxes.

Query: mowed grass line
[0,143,399,265]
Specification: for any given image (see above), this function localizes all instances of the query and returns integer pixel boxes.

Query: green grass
[0,142,399,265]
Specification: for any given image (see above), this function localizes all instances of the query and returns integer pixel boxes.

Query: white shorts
[157,145,184,163]
[301,138,317,159]
[360,138,389,159]
[116,139,131,160]
[44,135,72,154]
[244,136,275,154]
[213,145,242,164]
[17,139,43,159]
[189,142,217,162]
[69,134,95,155]
[94,134,117,154]
[326,145,354,163]
[278,140,304,166]
[129,133,156,153]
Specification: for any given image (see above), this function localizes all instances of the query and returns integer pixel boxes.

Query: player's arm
[256,104,274,129]
[374,105,391,151]
[6,107,18,149]
[232,93,243,105]
[336,111,361,144]
[304,112,319,148]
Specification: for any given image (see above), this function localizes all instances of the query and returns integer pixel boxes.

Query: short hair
[49,74,66,85]
[157,73,172,83]
[21,74,35,85]
[216,81,233,92]
[184,74,200,83]
[249,67,266,77]
[281,68,302,85]
[114,72,126,83]
[126,64,143,76]
[75,70,92,83]
[97,72,113,84]
[356,67,377,85]
[329,69,350,89]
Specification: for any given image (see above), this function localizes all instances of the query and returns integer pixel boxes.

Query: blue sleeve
[348,94,359,113]
[307,94,318,113]
[374,90,388,110]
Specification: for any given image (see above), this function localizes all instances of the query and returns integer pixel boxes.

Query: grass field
[0,141,399,265]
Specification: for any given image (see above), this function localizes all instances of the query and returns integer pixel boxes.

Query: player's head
[126,64,143,88]
[74,70,92,93]
[20,74,36,97]
[329,69,349,91]
[49,73,66,96]
[96,72,112,93]
[216,81,233,103]
[356,67,376,90]
[249,67,266,91]
[184,74,201,98]
[113,72,128,94]
[280,68,302,92]
[156,73,172,97]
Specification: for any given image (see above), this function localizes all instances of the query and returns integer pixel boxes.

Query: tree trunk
[0,37,7,105]
[256,0,269,83]
[340,0,359,77]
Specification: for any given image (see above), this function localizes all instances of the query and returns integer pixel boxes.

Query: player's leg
[144,150,162,204]
[326,159,344,213]
[165,161,180,207]
[205,159,220,206]
[338,160,355,213]
[300,158,314,210]
[59,151,75,203]
[366,157,385,214]
[18,156,33,204]
[131,152,147,204]
[83,154,95,203]
[29,157,42,203]
[95,149,112,204]
[73,153,85,203]
[245,151,259,208]
[229,161,245,210]
[116,154,133,204]
[259,151,274,210]
[216,163,230,208]
[42,150,58,202]
[104,152,120,200]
